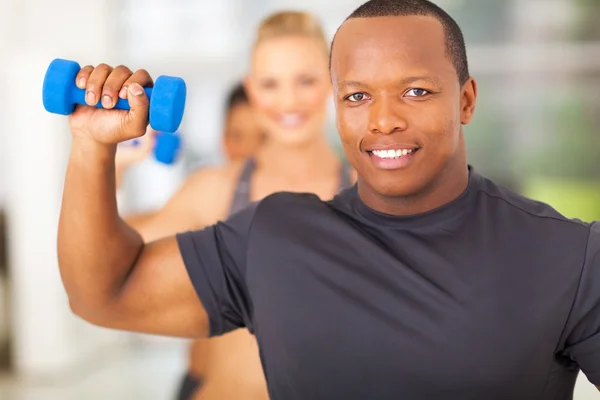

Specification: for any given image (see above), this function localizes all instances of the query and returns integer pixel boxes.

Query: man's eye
[346,93,367,102]
[405,88,430,97]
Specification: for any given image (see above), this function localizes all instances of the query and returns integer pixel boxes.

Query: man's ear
[460,77,477,125]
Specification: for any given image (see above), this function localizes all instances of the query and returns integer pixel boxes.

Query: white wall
[2,0,127,378]
[0,0,13,209]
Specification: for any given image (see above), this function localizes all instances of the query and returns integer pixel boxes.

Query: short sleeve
[176,203,258,337]
[561,222,600,385]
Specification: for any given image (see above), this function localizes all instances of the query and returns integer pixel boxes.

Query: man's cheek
[343,115,366,141]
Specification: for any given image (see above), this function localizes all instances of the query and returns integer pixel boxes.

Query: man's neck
[358,159,470,216]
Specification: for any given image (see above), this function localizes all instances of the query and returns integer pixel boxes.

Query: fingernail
[119,87,128,98]
[86,91,96,105]
[129,84,144,96]
[102,95,112,108]
[78,77,86,88]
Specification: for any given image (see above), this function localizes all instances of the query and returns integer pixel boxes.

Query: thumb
[125,83,150,136]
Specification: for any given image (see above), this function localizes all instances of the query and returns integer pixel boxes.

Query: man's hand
[68,64,152,145]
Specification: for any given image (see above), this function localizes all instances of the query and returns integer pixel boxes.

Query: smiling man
[57,1,600,399]
[332,4,474,216]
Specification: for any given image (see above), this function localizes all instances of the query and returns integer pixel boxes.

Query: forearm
[57,137,144,308]
[124,212,169,242]
[115,163,127,189]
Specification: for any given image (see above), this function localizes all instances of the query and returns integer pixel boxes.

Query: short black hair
[226,82,249,113]
[333,0,470,85]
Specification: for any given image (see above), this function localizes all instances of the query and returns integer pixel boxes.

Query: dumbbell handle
[70,84,154,111]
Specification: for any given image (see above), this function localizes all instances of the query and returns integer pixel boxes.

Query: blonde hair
[254,11,329,55]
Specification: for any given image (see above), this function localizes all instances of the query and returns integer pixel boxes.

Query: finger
[101,65,133,109]
[124,83,150,136]
[86,64,113,106]
[119,69,154,99]
[75,65,94,89]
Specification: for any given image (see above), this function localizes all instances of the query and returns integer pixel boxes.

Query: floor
[0,340,599,400]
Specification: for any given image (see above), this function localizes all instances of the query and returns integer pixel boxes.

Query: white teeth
[372,149,415,159]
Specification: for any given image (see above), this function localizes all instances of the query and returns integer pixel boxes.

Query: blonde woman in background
[115,11,353,400]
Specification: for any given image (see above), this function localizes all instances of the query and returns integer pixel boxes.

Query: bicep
[86,201,256,339]
[96,236,210,338]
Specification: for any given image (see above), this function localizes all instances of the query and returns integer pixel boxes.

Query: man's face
[331,16,476,200]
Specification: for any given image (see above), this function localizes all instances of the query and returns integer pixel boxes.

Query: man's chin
[360,176,424,199]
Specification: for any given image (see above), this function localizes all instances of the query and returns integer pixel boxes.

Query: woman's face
[246,35,331,147]
[223,103,264,161]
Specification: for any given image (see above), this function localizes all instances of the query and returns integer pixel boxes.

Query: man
[57,1,600,399]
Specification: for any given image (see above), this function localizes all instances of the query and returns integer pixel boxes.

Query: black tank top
[228,158,353,216]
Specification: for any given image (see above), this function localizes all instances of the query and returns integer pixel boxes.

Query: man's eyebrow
[400,76,443,87]
[337,80,369,90]
[337,76,443,91]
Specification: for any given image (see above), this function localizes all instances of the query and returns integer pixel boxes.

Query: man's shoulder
[224,191,339,239]
[256,191,329,214]
[477,174,589,230]
[249,190,342,227]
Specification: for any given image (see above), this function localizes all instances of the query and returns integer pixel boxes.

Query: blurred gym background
[1,0,600,398]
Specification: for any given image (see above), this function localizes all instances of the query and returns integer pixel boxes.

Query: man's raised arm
[57,63,208,337]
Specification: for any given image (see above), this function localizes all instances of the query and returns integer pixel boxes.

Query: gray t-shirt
[177,167,600,400]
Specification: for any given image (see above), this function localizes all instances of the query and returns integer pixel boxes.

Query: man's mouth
[366,147,420,170]
[370,148,416,159]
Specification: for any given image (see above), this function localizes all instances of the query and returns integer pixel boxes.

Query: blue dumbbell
[125,131,182,165]
[154,131,182,164]
[42,58,186,133]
